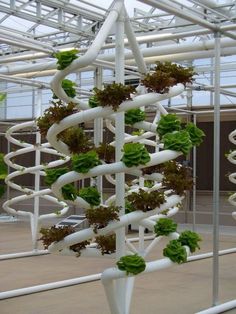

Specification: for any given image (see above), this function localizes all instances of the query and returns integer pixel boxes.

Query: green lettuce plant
[44,167,77,201]
[156,114,181,139]
[185,122,205,146]
[78,186,100,206]
[127,189,165,212]
[178,230,201,253]
[162,130,192,155]
[88,95,99,108]
[154,218,177,237]
[95,233,116,255]
[116,254,146,275]
[163,239,187,264]
[72,150,101,173]
[53,79,76,99]
[54,49,79,70]
[125,108,146,125]
[121,143,150,167]
[93,83,135,111]
[0,153,7,198]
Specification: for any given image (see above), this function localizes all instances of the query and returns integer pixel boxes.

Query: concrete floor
[1,221,236,314]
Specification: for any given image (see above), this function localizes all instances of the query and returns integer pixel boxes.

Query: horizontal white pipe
[0,250,49,261]
[196,300,236,314]
[187,247,236,262]
[0,273,101,300]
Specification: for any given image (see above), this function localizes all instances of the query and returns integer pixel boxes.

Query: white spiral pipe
[3,121,70,249]
[228,129,236,219]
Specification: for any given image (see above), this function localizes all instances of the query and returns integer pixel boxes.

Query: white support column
[115,1,126,313]
[32,89,42,250]
[212,31,221,307]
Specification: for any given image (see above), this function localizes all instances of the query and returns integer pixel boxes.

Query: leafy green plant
[185,122,205,146]
[93,83,135,111]
[54,49,79,70]
[178,230,201,253]
[156,114,181,139]
[37,101,77,137]
[116,254,146,275]
[39,225,89,256]
[95,143,115,163]
[72,150,101,173]
[85,205,120,233]
[58,126,94,154]
[53,79,76,99]
[162,130,192,155]
[125,200,135,214]
[163,239,187,264]
[88,95,99,108]
[154,218,177,237]
[0,153,7,180]
[78,186,100,206]
[142,62,195,94]
[44,167,77,201]
[127,189,165,212]
[95,233,116,255]
[121,143,150,167]
[125,108,146,125]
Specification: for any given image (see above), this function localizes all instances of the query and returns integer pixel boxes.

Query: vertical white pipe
[94,67,103,201]
[212,31,221,307]
[32,89,42,250]
[139,177,145,254]
[115,2,126,313]
[192,114,197,231]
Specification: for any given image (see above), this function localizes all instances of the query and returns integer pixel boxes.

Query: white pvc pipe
[0,250,49,261]
[0,273,101,300]
[196,300,236,314]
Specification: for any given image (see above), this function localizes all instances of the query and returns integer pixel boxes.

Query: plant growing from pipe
[95,233,116,255]
[54,49,79,70]
[121,142,150,167]
[116,254,146,275]
[154,218,177,237]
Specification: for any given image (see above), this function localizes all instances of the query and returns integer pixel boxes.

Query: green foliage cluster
[54,49,79,70]
[95,143,115,163]
[85,205,120,233]
[156,114,181,139]
[95,233,116,255]
[37,101,77,137]
[185,122,205,146]
[0,153,7,198]
[127,189,165,212]
[163,239,187,264]
[141,61,195,93]
[154,218,177,237]
[44,167,77,201]
[162,130,193,155]
[58,126,94,154]
[78,186,100,206]
[116,254,146,275]
[178,230,201,253]
[163,230,201,263]
[39,225,89,256]
[53,79,76,99]
[125,108,146,125]
[125,200,135,214]
[121,143,150,167]
[93,83,135,111]
[88,95,99,108]
[72,150,101,173]
[156,114,205,155]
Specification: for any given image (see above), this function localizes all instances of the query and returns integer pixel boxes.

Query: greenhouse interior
[0,0,236,313]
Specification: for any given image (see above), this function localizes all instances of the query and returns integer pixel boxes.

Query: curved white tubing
[3,121,70,249]
[227,130,236,214]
